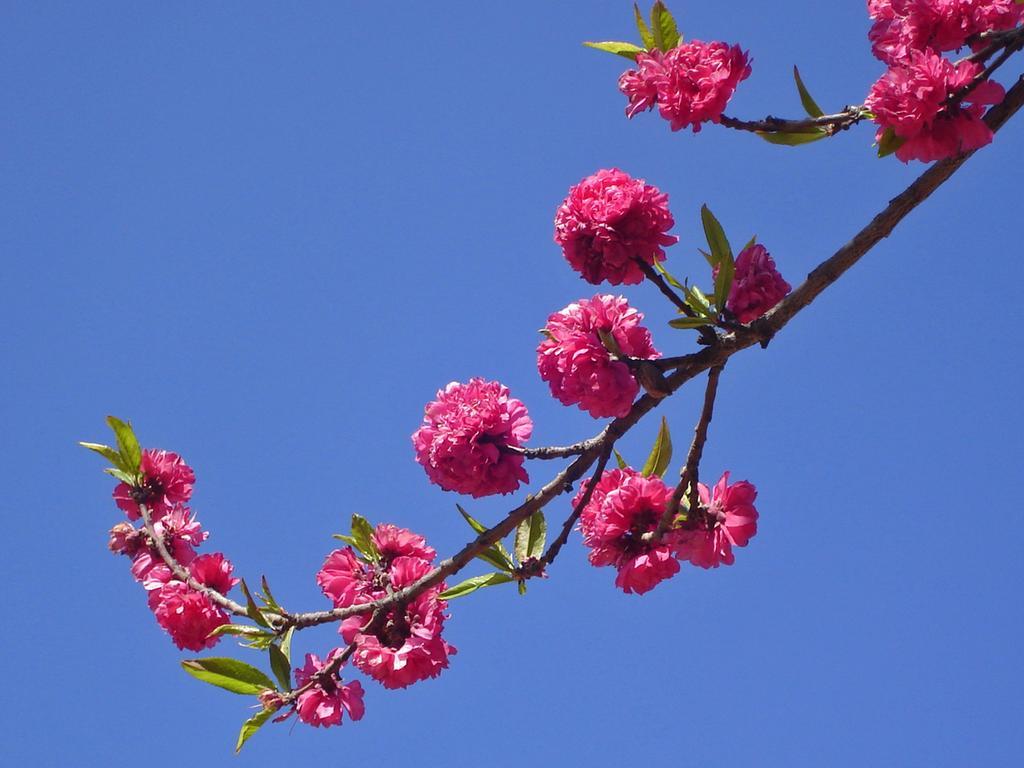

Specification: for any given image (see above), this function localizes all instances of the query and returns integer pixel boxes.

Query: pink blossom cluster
[864,1,1016,162]
[619,41,752,132]
[291,651,365,728]
[576,467,759,595]
[412,378,533,497]
[317,523,456,690]
[866,49,1004,162]
[868,0,1024,64]
[720,244,792,324]
[107,449,238,651]
[553,168,677,285]
[537,294,661,418]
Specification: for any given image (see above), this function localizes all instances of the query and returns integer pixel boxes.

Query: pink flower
[575,469,681,595]
[865,50,1004,162]
[108,522,144,556]
[147,581,230,650]
[293,651,366,728]
[188,552,238,595]
[317,547,377,607]
[675,471,758,568]
[720,244,792,324]
[412,378,533,498]
[113,449,195,521]
[868,1,1024,64]
[619,42,752,133]
[553,169,677,286]
[372,523,436,564]
[538,295,661,418]
[340,557,457,689]
[129,506,208,588]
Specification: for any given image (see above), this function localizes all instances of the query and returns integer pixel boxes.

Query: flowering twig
[719,107,870,136]
[653,364,725,540]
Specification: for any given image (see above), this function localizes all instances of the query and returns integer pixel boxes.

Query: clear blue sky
[2,2,1021,766]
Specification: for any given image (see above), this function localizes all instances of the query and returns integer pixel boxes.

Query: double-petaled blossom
[145,549,237,650]
[317,524,456,689]
[128,506,208,588]
[575,469,682,595]
[721,244,792,324]
[554,169,677,285]
[293,652,366,728]
[113,449,195,521]
[538,295,661,418]
[868,0,1024,64]
[675,472,759,568]
[412,378,532,498]
[619,41,751,132]
[865,49,1004,162]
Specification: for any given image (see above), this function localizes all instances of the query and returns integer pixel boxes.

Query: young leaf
[876,126,906,158]
[439,572,514,600]
[207,623,267,639]
[79,441,132,472]
[714,254,735,312]
[181,658,277,695]
[633,3,655,49]
[756,129,828,146]
[641,416,673,478]
[106,415,141,472]
[653,258,685,289]
[582,41,645,61]
[518,580,528,596]
[331,533,360,548]
[240,579,270,628]
[613,450,629,470]
[458,504,514,570]
[650,1,681,51]
[235,708,274,753]
[268,644,291,691]
[698,247,715,267]
[683,284,715,317]
[793,66,824,118]
[700,205,733,268]
[259,576,283,614]
[350,513,380,562]
[103,467,137,484]
[668,316,713,329]
[514,510,547,563]
[280,626,295,663]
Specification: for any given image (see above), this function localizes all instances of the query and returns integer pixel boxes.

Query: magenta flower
[108,522,144,556]
[619,41,751,133]
[676,471,759,569]
[412,378,532,498]
[317,547,376,607]
[866,49,1004,162]
[372,523,437,564]
[554,169,677,286]
[575,469,681,595]
[187,552,239,595]
[868,0,1024,64]
[293,651,365,728]
[113,449,195,521]
[147,581,230,651]
[340,557,456,689]
[538,295,661,419]
[720,243,792,324]
[128,506,208,588]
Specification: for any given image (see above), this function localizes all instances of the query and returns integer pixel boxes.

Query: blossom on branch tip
[538,295,661,418]
[675,472,758,568]
[293,652,365,728]
[113,448,195,521]
[865,49,1004,162]
[554,169,677,285]
[720,244,792,324]
[575,469,681,595]
[619,41,752,133]
[412,378,532,498]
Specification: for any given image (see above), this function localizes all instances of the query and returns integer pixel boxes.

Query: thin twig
[505,442,593,460]
[720,107,869,136]
[636,260,719,345]
[539,444,613,568]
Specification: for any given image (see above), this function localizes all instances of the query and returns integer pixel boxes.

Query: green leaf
[698,247,715,267]
[268,644,291,691]
[741,235,757,253]
[181,658,277,695]
[235,708,274,753]
[700,205,733,268]
[79,441,132,472]
[242,633,278,651]
[518,580,528,596]
[457,505,513,570]
[240,579,270,628]
[597,328,623,357]
[668,316,714,330]
[641,417,673,478]
[633,3,655,49]
[350,513,380,561]
[756,129,828,146]
[653,259,685,289]
[514,510,547,563]
[439,572,514,600]
[683,284,715,318]
[332,533,360,547]
[876,126,906,158]
[650,1,681,51]
[613,450,629,470]
[106,415,141,473]
[259,576,283,614]
[103,467,137,484]
[280,626,294,663]
[207,623,267,639]
[714,254,735,312]
[793,66,824,118]
[582,41,646,61]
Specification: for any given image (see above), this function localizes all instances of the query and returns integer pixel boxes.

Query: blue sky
[2,2,1022,766]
